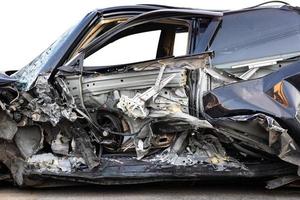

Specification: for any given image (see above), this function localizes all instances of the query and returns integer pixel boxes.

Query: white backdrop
[0,0,299,70]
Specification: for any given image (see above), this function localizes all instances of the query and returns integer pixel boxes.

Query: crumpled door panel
[203,60,300,144]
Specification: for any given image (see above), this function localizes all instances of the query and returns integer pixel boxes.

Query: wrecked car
[0,1,300,189]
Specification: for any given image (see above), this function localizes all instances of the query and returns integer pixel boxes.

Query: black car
[0,1,300,189]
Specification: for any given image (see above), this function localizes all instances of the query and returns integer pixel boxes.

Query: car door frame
[65,9,222,68]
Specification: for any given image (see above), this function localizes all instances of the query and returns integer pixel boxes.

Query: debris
[153,132,244,170]
[23,74,77,126]
[27,153,86,173]
[51,132,71,156]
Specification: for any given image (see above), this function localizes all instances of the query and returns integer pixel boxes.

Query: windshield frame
[13,11,99,91]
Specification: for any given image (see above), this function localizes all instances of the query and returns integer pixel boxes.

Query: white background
[0,0,299,70]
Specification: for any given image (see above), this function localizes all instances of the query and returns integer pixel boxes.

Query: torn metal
[152,132,244,170]
[1,2,300,189]
[21,74,77,126]
[27,153,86,173]
[212,114,300,168]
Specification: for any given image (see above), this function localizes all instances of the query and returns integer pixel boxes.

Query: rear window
[210,8,300,69]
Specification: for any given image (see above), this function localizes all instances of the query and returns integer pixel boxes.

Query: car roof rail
[247,1,290,9]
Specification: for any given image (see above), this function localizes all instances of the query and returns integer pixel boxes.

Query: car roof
[94,1,295,17]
